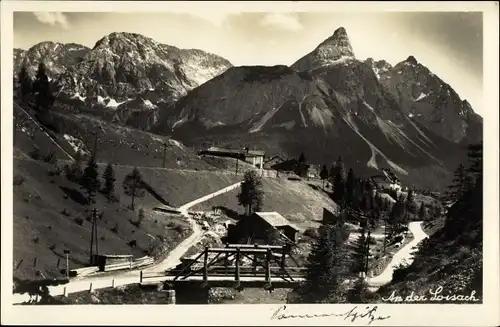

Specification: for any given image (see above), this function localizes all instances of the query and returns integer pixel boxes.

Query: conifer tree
[329,162,336,183]
[345,168,355,208]
[319,164,329,189]
[351,227,368,275]
[296,223,350,303]
[346,278,372,303]
[101,163,116,202]
[17,65,32,103]
[237,170,264,215]
[298,152,306,164]
[405,189,416,222]
[80,155,101,205]
[65,150,84,183]
[123,167,146,210]
[333,157,346,206]
[418,202,426,221]
[32,63,54,114]
[445,164,468,202]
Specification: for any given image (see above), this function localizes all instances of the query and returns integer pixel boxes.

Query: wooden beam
[265,249,271,285]
[173,249,206,281]
[235,248,240,283]
[203,246,208,284]
[226,244,284,250]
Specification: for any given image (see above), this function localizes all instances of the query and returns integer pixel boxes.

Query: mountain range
[13,28,482,190]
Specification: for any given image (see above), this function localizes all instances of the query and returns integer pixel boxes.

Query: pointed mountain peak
[332,27,348,40]
[291,27,355,72]
[405,55,418,65]
[317,27,353,53]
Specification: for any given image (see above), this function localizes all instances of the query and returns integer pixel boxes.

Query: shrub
[49,244,56,251]
[29,147,41,160]
[368,237,377,245]
[111,224,118,234]
[43,151,57,164]
[74,217,84,226]
[61,208,70,217]
[392,264,411,283]
[33,236,39,243]
[392,235,404,244]
[304,227,320,239]
[48,162,63,176]
[173,224,186,234]
[13,174,26,186]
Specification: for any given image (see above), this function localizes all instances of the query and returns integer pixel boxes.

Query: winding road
[366,221,429,291]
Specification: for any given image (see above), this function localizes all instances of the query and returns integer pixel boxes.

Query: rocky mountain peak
[405,55,418,65]
[318,27,353,52]
[291,26,355,72]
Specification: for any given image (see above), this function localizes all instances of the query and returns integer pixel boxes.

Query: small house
[234,211,300,243]
[263,155,286,170]
[322,207,338,225]
[270,158,310,177]
[371,168,402,192]
[198,147,265,172]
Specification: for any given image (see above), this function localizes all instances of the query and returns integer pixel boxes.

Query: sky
[13,10,483,114]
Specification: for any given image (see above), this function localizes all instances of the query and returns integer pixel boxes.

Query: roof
[371,175,390,182]
[264,155,286,164]
[205,147,265,157]
[253,212,300,231]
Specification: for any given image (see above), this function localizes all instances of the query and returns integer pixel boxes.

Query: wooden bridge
[143,244,307,291]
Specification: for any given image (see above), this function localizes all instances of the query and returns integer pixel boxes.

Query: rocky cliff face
[153,28,470,190]
[14,42,90,78]
[13,32,233,126]
[291,27,356,72]
[364,56,482,144]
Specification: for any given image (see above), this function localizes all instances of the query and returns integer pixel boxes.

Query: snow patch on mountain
[363,100,375,112]
[309,105,335,127]
[97,95,128,109]
[415,92,428,101]
[63,134,89,154]
[250,105,282,133]
[71,92,86,102]
[172,117,188,129]
[376,116,412,152]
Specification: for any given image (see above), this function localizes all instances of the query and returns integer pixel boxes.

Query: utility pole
[89,208,99,265]
[365,230,371,276]
[235,156,239,176]
[63,249,71,279]
[383,216,388,255]
[162,142,167,168]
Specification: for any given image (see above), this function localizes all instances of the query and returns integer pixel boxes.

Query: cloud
[32,12,69,29]
[260,13,303,32]
[187,12,232,26]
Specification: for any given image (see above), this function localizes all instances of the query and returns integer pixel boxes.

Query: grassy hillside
[190,178,339,231]
[13,158,191,280]
[109,165,243,209]
[14,108,218,170]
